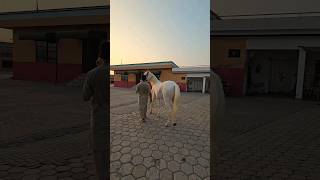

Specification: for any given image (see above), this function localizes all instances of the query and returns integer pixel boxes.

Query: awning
[18,30,108,41]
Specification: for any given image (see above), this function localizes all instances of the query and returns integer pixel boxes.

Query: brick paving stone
[141,149,152,158]
[41,169,56,176]
[146,167,160,180]
[151,150,162,159]
[174,171,188,180]
[132,165,147,178]
[24,168,41,175]
[132,155,144,165]
[120,154,132,163]
[110,173,120,180]
[130,148,142,155]
[56,172,72,178]
[143,157,155,168]
[197,157,209,168]
[55,166,70,172]
[160,169,173,180]
[168,161,180,172]
[181,163,193,175]
[193,165,207,178]
[111,152,122,162]
[119,163,133,176]
[22,174,40,180]
[120,175,135,180]
[39,176,58,180]
[72,172,89,179]
[0,165,10,171]
[120,147,131,154]
[188,174,202,180]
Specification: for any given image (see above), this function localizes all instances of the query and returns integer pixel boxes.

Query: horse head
[144,70,154,81]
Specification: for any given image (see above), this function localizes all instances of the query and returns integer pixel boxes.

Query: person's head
[96,40,109,66]
[141,74,147,82]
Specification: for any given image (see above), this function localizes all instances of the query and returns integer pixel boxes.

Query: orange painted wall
[13,31,35,63]
[160,69,186,83]
[114,74,121,81]
[211,38,247,68]
[128,74,136,83]
[58,39,82,64]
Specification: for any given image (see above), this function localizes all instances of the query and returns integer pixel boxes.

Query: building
[0,1,109,83]
[111,61,210,93]
[0,28,13,70]
[211,10,320,100]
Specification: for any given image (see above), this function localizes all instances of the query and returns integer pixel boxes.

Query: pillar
[296,47,306,99]
[202,76,206,93]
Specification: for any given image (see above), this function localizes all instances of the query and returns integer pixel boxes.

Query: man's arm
[82,71,95,101]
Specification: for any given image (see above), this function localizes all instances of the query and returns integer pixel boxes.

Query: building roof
[211,16,320,37]
[110,61,179,71]
[210,10,221,20]
[172,67,210,74]
[0,6,109,28]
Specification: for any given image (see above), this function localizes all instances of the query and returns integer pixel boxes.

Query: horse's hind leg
[163,98,173,127]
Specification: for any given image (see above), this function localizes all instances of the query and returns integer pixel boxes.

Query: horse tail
[172,83,181,119]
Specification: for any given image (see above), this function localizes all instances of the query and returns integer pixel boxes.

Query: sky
[111,0,210,67]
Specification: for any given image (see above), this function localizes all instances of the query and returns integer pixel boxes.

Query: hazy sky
[111,0,210,66]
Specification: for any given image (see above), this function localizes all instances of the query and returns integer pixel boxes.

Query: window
[181,77,185,80]
[121,75,128,81]
[0,46,12,68]
[36,41,57,63]
[228,49,241,58]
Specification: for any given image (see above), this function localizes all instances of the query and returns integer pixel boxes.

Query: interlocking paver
[119,163,133,176]
[132,165,147,178]
[4,81,319,179]
[146,167,160,180]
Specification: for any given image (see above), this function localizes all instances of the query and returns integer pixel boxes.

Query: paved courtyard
[0,76,319,179]
[110,88,210,180]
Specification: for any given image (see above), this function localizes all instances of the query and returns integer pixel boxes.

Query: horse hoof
[173,123,177,126]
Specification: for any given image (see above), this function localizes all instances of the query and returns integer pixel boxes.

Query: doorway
[246,50,298,96]
[82,39,100,73]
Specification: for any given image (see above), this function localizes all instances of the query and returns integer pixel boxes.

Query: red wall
[114,81,187,92]
[114,81,136,88]
[214,68,245,96]
[176,82,187,92]
[13,62,82,83]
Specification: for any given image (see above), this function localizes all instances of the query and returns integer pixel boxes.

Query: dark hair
[98,40,109,60]
[141,75,146,81]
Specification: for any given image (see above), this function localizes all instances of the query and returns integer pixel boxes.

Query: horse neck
[149,76,161,87]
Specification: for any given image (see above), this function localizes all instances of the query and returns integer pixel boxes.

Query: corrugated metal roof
[110,61,178,70]
[172,67,210,74]
[211,16,320,36]
[0,6,109,21]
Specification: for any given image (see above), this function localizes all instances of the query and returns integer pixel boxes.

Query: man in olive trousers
[136,75,151,122]
[83,41,109,180]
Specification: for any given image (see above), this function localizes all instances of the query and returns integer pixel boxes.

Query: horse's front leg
[156,98,161,119]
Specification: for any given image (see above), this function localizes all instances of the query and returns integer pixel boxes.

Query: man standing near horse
[82,41,109,180]
[136,75,152,122]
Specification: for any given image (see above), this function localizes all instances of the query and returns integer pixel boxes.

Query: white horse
[144,71,181,127]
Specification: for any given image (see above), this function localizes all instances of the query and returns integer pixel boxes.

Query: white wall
[0,28,12,43]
